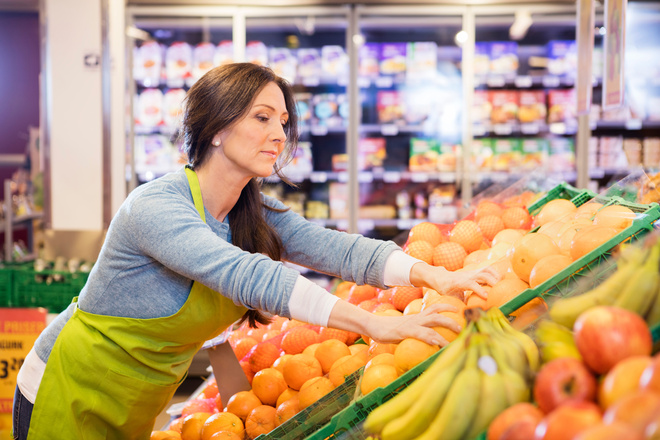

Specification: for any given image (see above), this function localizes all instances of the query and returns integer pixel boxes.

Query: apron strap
[185,165,206,223]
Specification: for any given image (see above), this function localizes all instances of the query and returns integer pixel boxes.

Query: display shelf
[267,170,459,184]
[475,73,579,89]
[592,120,660,131]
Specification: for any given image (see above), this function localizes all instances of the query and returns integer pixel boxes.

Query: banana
[463,343,510,440]
[411,334,484,440]
[476,314,528,377]
[487,335,531,405]
[613,241,660,317]
[534,320,582,363]
[379,350,468,440]
[645,277,660,327]
[548,257,643,328]
[488,308,541,374]
[363,322,475,434]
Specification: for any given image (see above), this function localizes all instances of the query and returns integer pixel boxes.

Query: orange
[534,199,577,227]
[240,360,254,384]
[200,413,244,440]
[180,412,213,440]
[357,298,379,312]
[225,390,262,422]
[433,310,466,343]
[489,258,515,279]
[360,363,399,395]
[407,222,444,247]
[271,353,292,373]
[245,405,277,440]
[570,225,619,261]
[511,233,561,282]
[318,327,350,344]
[537,221,565,240]
[334,281,354,299]
[349,343,369,355]
[510,297,548,330]
[151,431,181,440]
[314,339,352,374]
[246,326,268,342]
[403,298,424,315]
[275,387,298,408]
[491,229,525,246]
[266,316,288,331]
[367,342,398,359]
[574,202,604,220]
[450,220,484,253]
[181,398,217,418]
[391,286,424,311]
[208,432,242,440]
[251,368,287,406]
[374,302,398,313]
[466,291,488,310]
[280,319,307,332]
[486,278,529,309]
[377,288,394,304]
[168,416,184,433]
[464,249,489,267]
[280,327,320,355]
[478,215,505,241]
[593,205,636,231]
[347,284,378,305]
[302,342,320,357]
[393,338,439,374]
[432,242,467,271]
[232,337,258,361]
[423,293,466,312]
[405,240,435,264]
[501,207,532,230]
[475,200,504,221]
[248,342,282,373]
[261,330,281,342]
[328,352,368,387]
[282,353,323,390]
[298,376,335,409]
[201,379,218,400]
[365,353,396,370]
[557,221,593,256]
[529,254,573,288]
[276,397,301,426]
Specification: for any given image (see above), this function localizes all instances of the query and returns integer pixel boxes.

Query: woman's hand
[409,262,501,302]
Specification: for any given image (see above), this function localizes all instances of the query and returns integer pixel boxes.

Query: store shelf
[592,120,660,131]
[475,74,580,89]
[307,218,427,231]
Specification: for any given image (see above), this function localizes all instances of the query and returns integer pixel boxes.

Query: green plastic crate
[13,267,90,313]
[527,182,595,216]
[0,266,13,307]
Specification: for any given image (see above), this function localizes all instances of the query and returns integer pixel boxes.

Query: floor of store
[155,376,205,430]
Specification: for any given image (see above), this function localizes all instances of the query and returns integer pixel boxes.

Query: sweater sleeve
[262,195,401,288]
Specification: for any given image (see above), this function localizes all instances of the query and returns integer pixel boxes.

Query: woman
[13,63,498,439]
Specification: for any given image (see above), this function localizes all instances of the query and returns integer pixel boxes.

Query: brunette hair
[181,63,299,327]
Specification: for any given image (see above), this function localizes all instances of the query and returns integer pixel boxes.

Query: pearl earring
[213,141,221,146]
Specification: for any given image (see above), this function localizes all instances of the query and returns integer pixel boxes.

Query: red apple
[598,355,653,409]
[534,400,602,440]
[533,357,597,414]
[574,306,652,375]
[573,421,644,440]
[602,389,660,434]
[488,402,544,440]
[640,355,660,394]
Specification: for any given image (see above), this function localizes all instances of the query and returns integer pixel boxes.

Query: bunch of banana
[533,319,582,363]
[549,237,660,329]
[363,307,540,440]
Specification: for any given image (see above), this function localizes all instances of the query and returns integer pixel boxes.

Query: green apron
[27,167,247,439]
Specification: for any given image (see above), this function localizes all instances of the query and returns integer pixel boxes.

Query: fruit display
[363,307,539,440]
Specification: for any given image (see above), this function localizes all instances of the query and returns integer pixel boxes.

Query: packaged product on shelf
[403,87,434,125]
[359,42,380,80]
[489,42,519,78]
[137,41,163,87]
[471,138,494,171]
[283,141,313,177]
[396,190,412,220]
[547,137,576,172]
[331,153,348,171]
[294,92,312,125]
[191,42,216,84]
[134,135,177,178]
[376,90,405,124]
[520,138,550,170]
[643,138,660,168]
[297,48,322,85]
[136,88,164,129]
[312,93,341,128]
[548,89,577,126]
[518,90,547,126]
[409,137,439,171]
[492,138,523,171]
[268,47,297,84]
[162,88,187,131]
[165,42,193,88]
[414,191,428,219]
[472,90,492,134]
[358,138,387,170]
[428,186,458,224]
[305,201,329,219]
[283,193,306,217]
[589,137,599,168]
[489,90,519,125]
[601,104,632,121]
[321,45,349,84]
[246,41,268,66]
[379,42,407,77]
[406,41,438,81]
[329,182,348,219]
[474,42,491,79]
[437,143,460,172]
[546,40,577,77]
[133,47,144,86]
[213,40,234,66]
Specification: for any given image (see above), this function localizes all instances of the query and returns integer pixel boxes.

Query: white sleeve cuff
[383,250,421,287]
[288,276,340,327]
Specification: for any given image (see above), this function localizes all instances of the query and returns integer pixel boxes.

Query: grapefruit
[511,233,561,283]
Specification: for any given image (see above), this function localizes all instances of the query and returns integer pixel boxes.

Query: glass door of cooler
[127,7,235,189]
[355,6,466,241]
[244,6,351,233]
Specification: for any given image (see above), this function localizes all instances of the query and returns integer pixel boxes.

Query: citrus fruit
[464,249,489,267]
[510,297,548,330]
[200,412,244,440]
[275,397,300,427]
[407,222,444,247]
[282,353,323,390]
[450,220,484,253]
[225,390,262,422]
[275,387,298,408]
[535,199,577,227]
[314,339,351,374]
[593,205,636,231]
[367,342,397,359]
[475,200,504,220]
[432,242,467,271]
[360,363,399,395]
[403,298,424,315]
[280,327,320,355]
[251,368,287,406]
[240,360,254,384]
[181,398,216,418]
[318,327,350,344]
[333,281,354,299]
[574,202,604,220]
[302,342,320,357]
[328,352,368,387]
[298,376,335,409]
[280,319,307,332]
[347,284,378,305]
[478,215,505,241]
[271,353,292,373]
[511,233,561,282]
[501,207,532,230]
[529,254,573,288]
[208,432,241,440]
[245,405,277,440]
[393,338,439,374]
[374,302,397,313]
[357,298,379,312]
[570,225,619,261]
[405,240,435,264]
[151,431,180,440]
[247,342,282,374]
[486,278,530,309]
[391,286,424,311]
[181,412,213,440]
[432,310,466,343]
[168,416,184,433]
[491,229,525,246]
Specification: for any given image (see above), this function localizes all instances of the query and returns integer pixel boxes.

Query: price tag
[375,76,393,88]
[411,173,429,183]
[310,172,328,183]
[302,77,320,87]
[493,124,513,136]
[310,125,328,136]
[514,75,533,88]
[486,76,506,87]
[0,308,47,412]
[380,124,399,136]
[543,75,561,88]
[520,123,540,135]
[383,171,401,183]
[338,172,349,183]
[549,123,566,135]
[473,124,487,137]
[358,172,374,183]
[625,119,643,130]
[437,173,456,183]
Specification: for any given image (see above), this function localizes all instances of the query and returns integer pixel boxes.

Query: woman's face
[214,82,289,179]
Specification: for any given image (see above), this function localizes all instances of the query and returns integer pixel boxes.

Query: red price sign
[0,308,47,412]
